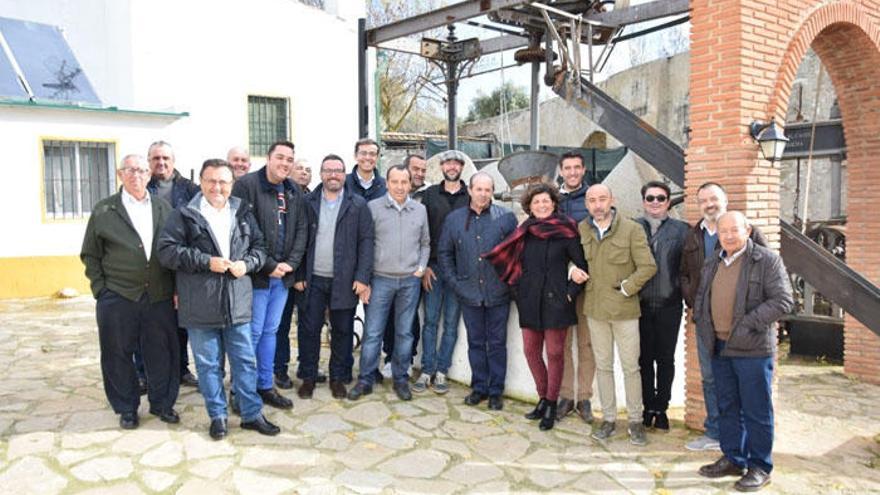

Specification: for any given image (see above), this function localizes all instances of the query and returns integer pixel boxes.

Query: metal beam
[781,220,880,337]
[366,0,528,46]
[479,34,530,55]
[585,0,690,27]
[553,74,686,185]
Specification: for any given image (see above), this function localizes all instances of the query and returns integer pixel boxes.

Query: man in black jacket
[634,181,689,431]
[158,159,279,439]
[232,140,307,410]
[294,154,374,400]
[695,212,792,492]
[344,138,386,201]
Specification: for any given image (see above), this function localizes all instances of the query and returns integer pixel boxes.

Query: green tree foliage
[465,82,529,122]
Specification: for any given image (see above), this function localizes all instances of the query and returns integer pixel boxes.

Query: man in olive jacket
[81,154,179,430]
[694,212,792,492]
[577,184,656,446]
[158,159,280,440]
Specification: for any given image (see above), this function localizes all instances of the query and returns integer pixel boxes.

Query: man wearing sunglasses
[634,181,689,431]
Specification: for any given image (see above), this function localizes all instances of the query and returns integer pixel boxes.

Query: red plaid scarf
[484,213,579,285]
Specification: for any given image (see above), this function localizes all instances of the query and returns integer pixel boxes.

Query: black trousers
[96,290,180,414]
[638,303,683,412]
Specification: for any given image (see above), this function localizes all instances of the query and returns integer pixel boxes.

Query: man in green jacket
[574,184,656,446]
[81,154,180,430]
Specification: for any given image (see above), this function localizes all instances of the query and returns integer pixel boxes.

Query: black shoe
[229,390,240,416]
[329,380,347,399]
[575,400,594,423]
[539,401,557,431]
[209,417,228,440]
[258,388,293,410]
[119,412,139,430]
[735,467,771,492]
[699,456,747,478]
[525,398,550,420]
[297,380,315,399]
[274,373,294,390]
[488,395,503,411]
[464,391,488,406]
[393,381,412,401]
[556,398,575,420]
[181,372,199,387]
[241,414,280,436]
[149,408,180,424]
[138,378,148,396]
[347,382,373,401]
[643,410,656,428]
[316,371,328,384]
[654,411,670,430]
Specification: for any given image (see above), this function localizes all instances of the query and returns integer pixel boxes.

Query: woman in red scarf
[485,183,588,430]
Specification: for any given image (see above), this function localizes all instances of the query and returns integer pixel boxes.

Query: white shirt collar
[720,243,748,267]
[121,188,151,206]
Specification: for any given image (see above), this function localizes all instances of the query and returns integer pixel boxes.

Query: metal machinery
[360,0,880,340]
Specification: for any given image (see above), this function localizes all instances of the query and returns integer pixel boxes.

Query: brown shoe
[734,467,771,492]
[556,398,575,420]
[297,380,315,399]
[329,380,347,399]
[575,400,594,423]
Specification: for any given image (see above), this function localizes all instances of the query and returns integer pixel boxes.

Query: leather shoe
[180,372,199,387]
[556,398,575,420]
[575,400,594,423]
[259,388,293,410]
[329,380,347,399]
[464,391,487,406]
[734,467,771,492]
[643,410,656,427]
[241,414,280,436]
[298,380,316,399]
[209,417,228,440]
[347,382,372,401]
[525,398,550,420]
[539,400,558,431]
[699,456,747,478]
[488,395,503,411]
[149,408,180,424]
[393,381,412,401]
[274,373,294,390]
[654,411,670,430]
[119,412,139,430]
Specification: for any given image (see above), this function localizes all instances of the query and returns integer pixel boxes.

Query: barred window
[248,95,289,157]
[43,140,115,219]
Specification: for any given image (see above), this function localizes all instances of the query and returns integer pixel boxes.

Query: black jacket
[437,203,517,307]
[147,170,199,209]
[694,239,793,358]
[232,166,307,289]
[513,217,588,330]
[297,185,374,310]
[157,194,267,328]
[422,181,470,263]
[345,166,387,202]
[558,182,590,223]
[635,216,690,310]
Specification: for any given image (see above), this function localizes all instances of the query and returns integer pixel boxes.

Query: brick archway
[684,0,880,430]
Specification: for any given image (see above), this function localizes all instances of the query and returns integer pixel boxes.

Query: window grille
[248,95,289,157]
[43,140,115,219]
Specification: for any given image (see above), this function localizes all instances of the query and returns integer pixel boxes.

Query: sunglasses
[644,194,668,203]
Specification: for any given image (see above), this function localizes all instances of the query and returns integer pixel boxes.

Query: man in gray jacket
[348,165,430,402]
[694,212,793,492]
[158,159,279,440]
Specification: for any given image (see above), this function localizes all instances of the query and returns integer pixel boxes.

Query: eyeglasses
[321,168,345,175]
[644,194,668,203]
[121,168,150,177]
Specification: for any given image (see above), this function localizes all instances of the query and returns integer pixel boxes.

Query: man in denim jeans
[348,165,430,402]
[158,159,279,439]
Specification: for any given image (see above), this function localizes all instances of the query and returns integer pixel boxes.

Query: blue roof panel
[0,43,27,99]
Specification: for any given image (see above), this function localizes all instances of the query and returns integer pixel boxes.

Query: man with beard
[412,150,470,395]
[681,182,767,451]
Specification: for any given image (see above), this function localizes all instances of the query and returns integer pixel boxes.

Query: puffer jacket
[693,239,793,358]
[635,216,689,310]
[157,194,266,329]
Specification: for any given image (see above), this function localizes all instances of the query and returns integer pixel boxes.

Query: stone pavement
[0,297,879,494]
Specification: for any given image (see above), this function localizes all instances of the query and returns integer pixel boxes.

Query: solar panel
[0,42,27,99]
[0,17,101,105]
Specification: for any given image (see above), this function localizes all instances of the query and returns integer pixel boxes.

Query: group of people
[81,139,792,492]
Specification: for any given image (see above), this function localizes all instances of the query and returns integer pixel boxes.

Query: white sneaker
[380,361,392,379]
[686,435,721,451]
[432,372,449,394]
[412,373,430,393]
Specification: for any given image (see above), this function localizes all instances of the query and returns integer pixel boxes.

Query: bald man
[694,212,792,492]
[227,147,252,179]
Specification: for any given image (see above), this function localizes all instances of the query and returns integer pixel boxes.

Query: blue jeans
[461,302,510,396]
[421,269,461,375]
[358,275,420,386]
[188,324,263,422]
[298,276,355,383]
[712,341,775,473]
[696,331,721,439]
[251,277,287,390]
